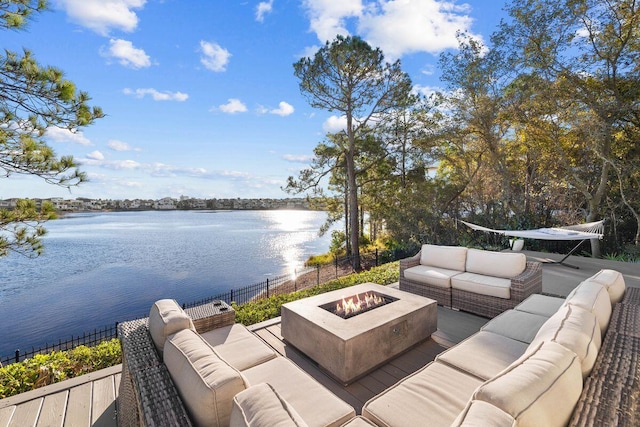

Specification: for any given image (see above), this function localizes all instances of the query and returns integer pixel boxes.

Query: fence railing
[1,248,403,366]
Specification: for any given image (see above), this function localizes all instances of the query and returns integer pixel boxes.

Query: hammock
[460,219,605,269]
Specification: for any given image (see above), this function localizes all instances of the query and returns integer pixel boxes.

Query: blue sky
[3,0,507,200]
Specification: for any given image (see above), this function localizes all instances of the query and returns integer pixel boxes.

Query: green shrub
[233,261,399,326]
[0,338,121,399]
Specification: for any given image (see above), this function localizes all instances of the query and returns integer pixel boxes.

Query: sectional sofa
[400,244,543,317]
[118,268,631,427]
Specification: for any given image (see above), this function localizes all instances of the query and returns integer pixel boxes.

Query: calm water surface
[0,210,332,356]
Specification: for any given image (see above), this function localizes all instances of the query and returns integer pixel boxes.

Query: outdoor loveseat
[118,269,637,426]
[399,244,543,317]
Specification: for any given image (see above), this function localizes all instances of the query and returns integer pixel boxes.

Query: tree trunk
[346,126,361,271]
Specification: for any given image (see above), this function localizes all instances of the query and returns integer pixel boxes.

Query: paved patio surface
[0,251,637,426]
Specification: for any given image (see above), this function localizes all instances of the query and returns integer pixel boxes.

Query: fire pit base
[281,283,437,385]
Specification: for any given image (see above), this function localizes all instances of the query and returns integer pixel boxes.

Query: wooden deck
[1,250,638,426]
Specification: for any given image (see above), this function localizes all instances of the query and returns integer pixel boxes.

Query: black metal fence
[0,248,403,366]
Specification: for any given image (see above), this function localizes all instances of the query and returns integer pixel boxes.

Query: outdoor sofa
[118,269,636,426]
[399,244,543,317]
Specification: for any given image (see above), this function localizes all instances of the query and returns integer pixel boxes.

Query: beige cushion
[242,357,355,427]
[586,269,626,304]
[564,280,612,334]
[340,416,378,427]
[403,265,459,288]
[164,329,247,427]
[420,244,468,271]
[451,273,511,299]
[529,305,601,378]
[514,294,565,318]
[465,249,526,278]
[229,383,307,427]
[481,310,549,344]
[201,324,278,371]
[473,341,583,427]
[362,361,484,427]
[148,299,195,355]
[436,331,528,380]
[452,400,516,427]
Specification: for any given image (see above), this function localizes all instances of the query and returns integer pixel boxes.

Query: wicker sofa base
[450,289,519,319]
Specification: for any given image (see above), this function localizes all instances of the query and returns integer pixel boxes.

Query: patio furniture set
[118,245,635,426]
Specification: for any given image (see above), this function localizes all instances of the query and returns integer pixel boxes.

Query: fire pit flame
[321,291,397,319]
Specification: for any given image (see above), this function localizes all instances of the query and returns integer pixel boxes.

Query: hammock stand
[460,220,605,269]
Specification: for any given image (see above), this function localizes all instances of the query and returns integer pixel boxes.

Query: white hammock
[460,219,605,269]
[460,220,604,241]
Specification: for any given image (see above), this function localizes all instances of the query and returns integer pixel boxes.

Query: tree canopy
[1,0,103,257]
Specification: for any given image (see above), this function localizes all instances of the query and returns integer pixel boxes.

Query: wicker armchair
[117,302,235,427]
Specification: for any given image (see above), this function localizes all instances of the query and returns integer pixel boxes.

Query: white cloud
[303,0,363,43]
[269,101,295,116]
[301,0,480,59]
[57,0,146,36]
[123,88,189,101]
[45,127,91,146]
[358,0,479,58]
[86,150,104,160]
[323,115,348,133]
[256,0,274,22]
[218,98,248,114]
[199,41,231,72]
[108,139,141,152]
[412,84,440,98]
[283,154,313,163]
[103,39,151,69]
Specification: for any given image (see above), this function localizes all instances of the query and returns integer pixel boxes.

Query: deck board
[36,391,67,427]
[64,382,91,427]
[0,406,15,427]
[91,376,117,427]
[8,398,41,427]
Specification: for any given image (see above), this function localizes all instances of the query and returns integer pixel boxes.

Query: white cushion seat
[148,299,195,356]
[451,273,512,299]
[230,383,308,427]
[164,329,247,427]
[514,294,565,318]
[472,341,583,427]
[242,357,355,427]
[585,269,626,304]
[452,400,516,426]
[529,305,601,378]
[465,248,526,279]
[403,265,460,288]
[362,361,484,427]
[436,331,528,381]
[564,281,612,334]
[201,324,278,371]
[481,309,549,344]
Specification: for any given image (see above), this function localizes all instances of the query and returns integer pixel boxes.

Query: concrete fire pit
[281,283,437,384]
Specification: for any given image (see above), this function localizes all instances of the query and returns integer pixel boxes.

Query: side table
[184,300,235,333]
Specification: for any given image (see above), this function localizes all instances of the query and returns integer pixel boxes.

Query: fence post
[115,322,119,338]
[376,248,379,266]
[14,350,19,364]
[266,278,270,298]
[335,256,338,278]
[317,264,320,285]
[230,289,234,303]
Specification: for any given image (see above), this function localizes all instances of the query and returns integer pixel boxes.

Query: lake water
[0,210,333,357]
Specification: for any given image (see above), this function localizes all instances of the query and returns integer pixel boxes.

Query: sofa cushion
[481,310,549,344]
[403,265,459,288]
[473,341,582,427]
[201,324,278,371]
[229,383,307,427]
[420,244,468,271]
[564,280,612,334]
[451,273,511,299]
[362,361,484,427]
[340,416,378,427]
[452,400,516,427]
[465,249,526,279]
[148,299,195,355]
[242,357,355,427]
[586,269,626,304]
[514,294,565,318]
[436,331,528,380]
[164,329,247,427]
[529,305,601,378]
